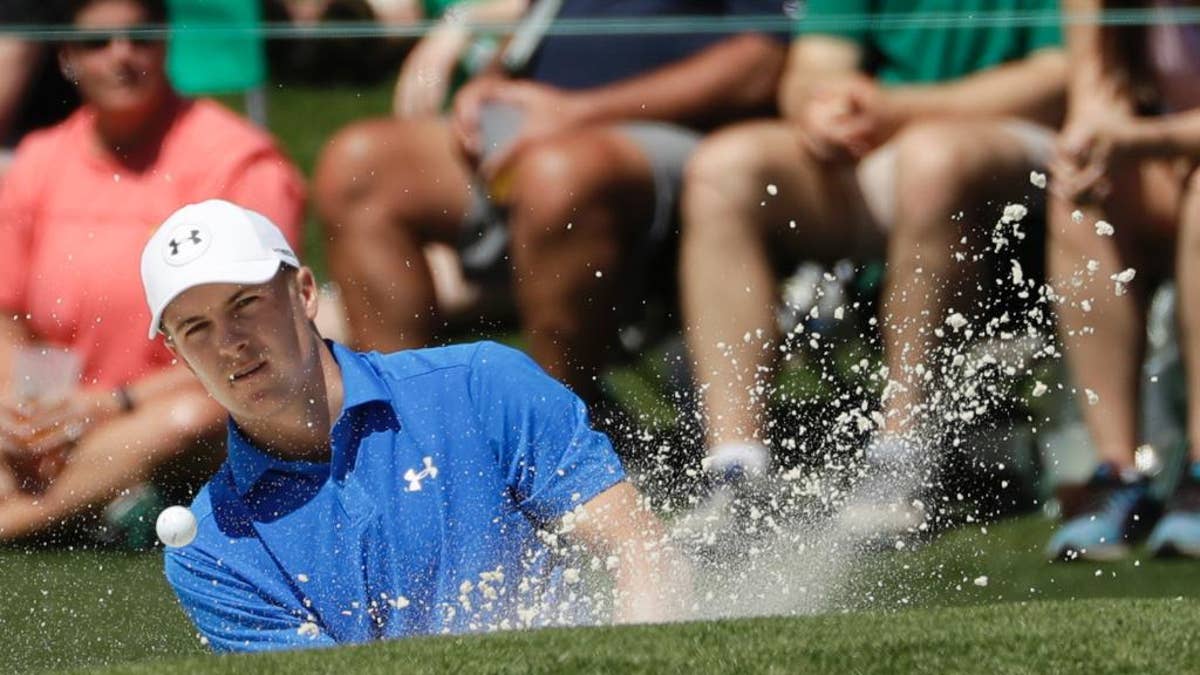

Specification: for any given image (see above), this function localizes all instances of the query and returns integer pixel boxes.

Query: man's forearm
[887,50,1069,127]
[1062,0,1136,115]
[1128,111,1200,159]
[570,33,786,129]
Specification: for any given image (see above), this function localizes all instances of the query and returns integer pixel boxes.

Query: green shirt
[422,0,464,19]
[796,0,1062,85]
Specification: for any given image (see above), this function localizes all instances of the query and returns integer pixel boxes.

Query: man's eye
[235,296,258,310]
[185,322,209,338]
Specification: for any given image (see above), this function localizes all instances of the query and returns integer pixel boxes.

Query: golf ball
[156,505,198,548]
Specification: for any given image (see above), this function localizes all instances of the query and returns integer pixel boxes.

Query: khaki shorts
[849,119,1057,257]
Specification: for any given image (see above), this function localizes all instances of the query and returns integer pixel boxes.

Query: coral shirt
[0,99,305,388]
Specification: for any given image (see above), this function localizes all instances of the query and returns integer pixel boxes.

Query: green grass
[4,515,1200,674]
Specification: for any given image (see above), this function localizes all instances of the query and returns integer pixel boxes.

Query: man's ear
[295,266,320,322]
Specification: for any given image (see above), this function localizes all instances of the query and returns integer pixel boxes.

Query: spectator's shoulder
[7,111,84,171]
[177,98,282,155]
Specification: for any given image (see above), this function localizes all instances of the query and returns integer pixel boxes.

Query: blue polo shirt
[164,340,625,653]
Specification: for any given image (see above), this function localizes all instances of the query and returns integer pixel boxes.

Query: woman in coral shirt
[0,0,305,543]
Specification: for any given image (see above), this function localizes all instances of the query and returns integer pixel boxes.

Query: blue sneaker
[1046,465,1160,561]
[1148,462,1200,558]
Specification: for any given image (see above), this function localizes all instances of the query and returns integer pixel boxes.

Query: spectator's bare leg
[681,122,865,454]
[881,121,1047,435]
[505,130,655,403]
[1048,163,1178,470]
[1176,167,1200,462]
[0,390,224,541]
[315,118,474,352]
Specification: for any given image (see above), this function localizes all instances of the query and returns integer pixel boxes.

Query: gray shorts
[457,104,701,281]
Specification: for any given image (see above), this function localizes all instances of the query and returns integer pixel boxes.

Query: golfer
[140,199,690,652]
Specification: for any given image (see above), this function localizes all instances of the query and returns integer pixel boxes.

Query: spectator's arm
[568,32,787,129]
[881,49,1068,129]
[0,38,39,143]
[777,36,862,120]
[1061,0,1137,117]
[570,481,693,624]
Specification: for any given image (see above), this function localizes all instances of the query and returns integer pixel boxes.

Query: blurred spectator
[0,0,305,544]
[315,1,788,413]
[1046,0,1200,560]
[263,0,465,84]
[677,0,1065,536]
[0,2,81,177]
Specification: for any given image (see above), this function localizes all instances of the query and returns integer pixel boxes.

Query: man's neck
[90,91,181,164]
[235,341,345,463]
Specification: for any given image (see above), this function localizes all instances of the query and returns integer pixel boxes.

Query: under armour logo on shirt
[404,457,438,492]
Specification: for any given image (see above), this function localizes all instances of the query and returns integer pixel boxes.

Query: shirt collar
[226,340,393,494]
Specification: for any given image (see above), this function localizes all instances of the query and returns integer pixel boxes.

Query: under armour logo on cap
[163,222,212,266]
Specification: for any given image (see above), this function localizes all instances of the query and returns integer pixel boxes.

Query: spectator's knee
[893,123,975,194]
[314,119,394,209]
[508,138,618,251]
[683,128,771,204]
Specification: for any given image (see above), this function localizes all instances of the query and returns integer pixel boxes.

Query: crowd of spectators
[1,0,1199,562]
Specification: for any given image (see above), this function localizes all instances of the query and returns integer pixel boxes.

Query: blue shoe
[1046,465,1160,561]
[1148,462,1200,558]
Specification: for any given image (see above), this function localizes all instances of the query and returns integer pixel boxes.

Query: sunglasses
[68,31,161,52]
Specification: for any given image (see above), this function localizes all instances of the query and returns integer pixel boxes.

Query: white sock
[704,441,770,478]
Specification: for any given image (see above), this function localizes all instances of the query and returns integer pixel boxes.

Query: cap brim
[147,259,284,339]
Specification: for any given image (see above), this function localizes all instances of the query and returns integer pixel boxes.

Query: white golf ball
[156,505,198,548]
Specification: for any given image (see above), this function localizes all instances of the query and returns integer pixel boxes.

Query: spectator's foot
[672,443,775,562]
[1046,464,1161,562]
[834,436,932,544]
[1148,461,1200,558]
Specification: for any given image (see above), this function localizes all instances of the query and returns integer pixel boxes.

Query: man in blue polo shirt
[139,199,691,652]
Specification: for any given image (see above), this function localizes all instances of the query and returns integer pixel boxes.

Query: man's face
[62,0,169,116]
[161,269,323,423]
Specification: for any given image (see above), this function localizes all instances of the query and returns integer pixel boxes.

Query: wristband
[115,386,135,413]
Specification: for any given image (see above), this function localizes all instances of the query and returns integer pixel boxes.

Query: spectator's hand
[459,80,587,181]
[14,389,122,457]
[450,75,508,159]
[800,74,900,162]
[1051,113,1137,204]
[394,23,471,118]
[0,398,68,494]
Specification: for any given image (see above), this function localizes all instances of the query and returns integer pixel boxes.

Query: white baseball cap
[141,199,299,339]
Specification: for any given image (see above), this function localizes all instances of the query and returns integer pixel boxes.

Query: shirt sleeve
[165,548,337,653]
[0,141,39,312]
[795,0,872,42]
[219,148,307,253]
[467,341,626,526]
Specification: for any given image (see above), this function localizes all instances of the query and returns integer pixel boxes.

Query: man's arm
[885,49,1069,128]
[777,35,863,120]
[1061,0,1137,117]
[568,481,693,624]
[568,32,787,129]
